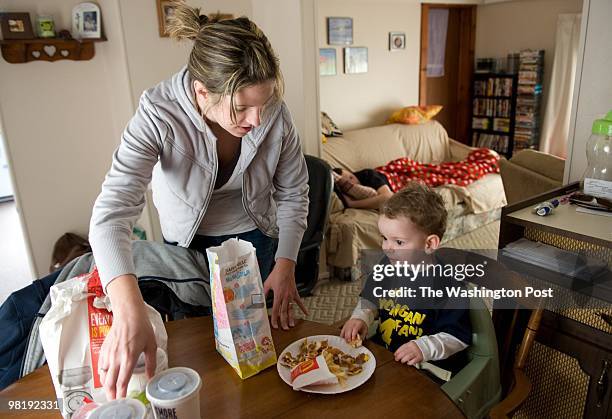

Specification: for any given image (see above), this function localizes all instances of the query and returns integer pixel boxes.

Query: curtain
[540,13,581,158]
[426,9,449,78]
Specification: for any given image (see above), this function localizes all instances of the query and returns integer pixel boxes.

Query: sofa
[499,149,565,205]
[321,121,507,276]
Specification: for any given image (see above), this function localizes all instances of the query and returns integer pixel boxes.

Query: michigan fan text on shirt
[372,286,554,299]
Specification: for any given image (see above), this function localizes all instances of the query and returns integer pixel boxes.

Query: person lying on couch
[332,168,393,210]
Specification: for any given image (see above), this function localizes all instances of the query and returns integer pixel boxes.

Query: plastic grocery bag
[207,238,277,379]
[39,268,167,418]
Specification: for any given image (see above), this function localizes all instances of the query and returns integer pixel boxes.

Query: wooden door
[419,4,476,145]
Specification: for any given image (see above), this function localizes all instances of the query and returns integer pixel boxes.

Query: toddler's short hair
[381,182,447,239]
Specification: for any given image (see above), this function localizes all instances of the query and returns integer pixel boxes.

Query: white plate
[277,335,376,394]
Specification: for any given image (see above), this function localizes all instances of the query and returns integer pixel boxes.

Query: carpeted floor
[296,220,500,325]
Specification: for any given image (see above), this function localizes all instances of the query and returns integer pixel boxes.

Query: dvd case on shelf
[470,72,517,157]
[515,49,544,151]
[470,49,543,157]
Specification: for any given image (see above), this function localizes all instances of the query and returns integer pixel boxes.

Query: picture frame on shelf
[72,2,102,39]
[0,13,34,40]
[389,32,405,51]
[327,17,353,45]
[319,48,337,76]
[157,0,177,37]
[344,47,368,74]
[36,15,56,38]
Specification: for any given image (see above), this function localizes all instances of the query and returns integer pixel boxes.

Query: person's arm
[350,297,378,326]
[340,298,377,342]
[98,275,157,400]
[90,93,166,399]
[412,332,469,362]
[263,103,310,330]
[414,304,472,362]
[344,185,393,209]
[89,93,166,291]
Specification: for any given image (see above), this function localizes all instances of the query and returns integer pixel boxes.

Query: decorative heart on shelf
[60,50,70,57]
[32,51,41,58]
[43,45,57,57]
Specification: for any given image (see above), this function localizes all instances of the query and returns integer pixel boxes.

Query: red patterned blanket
[375,148,500,192]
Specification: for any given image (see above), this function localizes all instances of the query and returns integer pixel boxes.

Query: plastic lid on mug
[146,367,202,402]
[88,399,146,419]
[132,348,168,374]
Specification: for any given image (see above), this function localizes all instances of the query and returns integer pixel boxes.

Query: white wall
[317,0,421,131]
[251,0,320,156]
[565,0,612,182]
[120,0,252,103]
[475,0,583,122]
[0,0,132,277]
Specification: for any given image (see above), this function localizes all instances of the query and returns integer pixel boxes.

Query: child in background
[341,182,472,378]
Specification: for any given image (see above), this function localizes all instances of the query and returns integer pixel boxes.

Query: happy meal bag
[206,238,276,379]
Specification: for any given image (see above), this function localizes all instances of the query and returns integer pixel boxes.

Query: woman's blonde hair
[167,1,284,122]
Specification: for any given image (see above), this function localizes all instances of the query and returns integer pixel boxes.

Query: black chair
[295,154,333,296]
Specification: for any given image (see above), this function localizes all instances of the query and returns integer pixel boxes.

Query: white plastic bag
[39,269,167,418]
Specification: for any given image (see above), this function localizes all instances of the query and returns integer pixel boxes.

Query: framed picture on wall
[0,13,34,40]
[327,17,353,45]
[319,48,337,76]
[344,47,368,74]
[389,32,405,51]
[157,0,177,37]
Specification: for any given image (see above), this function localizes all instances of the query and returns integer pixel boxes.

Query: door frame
[419,4,477,144]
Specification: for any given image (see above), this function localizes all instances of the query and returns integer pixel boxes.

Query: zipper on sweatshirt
[241,170,276,238]
[185,134,218,246]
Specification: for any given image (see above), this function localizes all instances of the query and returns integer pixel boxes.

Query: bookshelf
[471,73,518,157]
[515,50,545,152]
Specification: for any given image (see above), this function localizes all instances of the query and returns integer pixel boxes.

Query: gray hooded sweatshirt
[89,67,309,289]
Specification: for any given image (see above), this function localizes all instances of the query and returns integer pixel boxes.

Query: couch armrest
[499,159,563,205]
[449,139,476,162]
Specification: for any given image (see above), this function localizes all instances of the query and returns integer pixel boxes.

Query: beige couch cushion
[322,121,451,171]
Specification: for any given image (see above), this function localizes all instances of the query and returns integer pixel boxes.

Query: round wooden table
[0,317,465,418]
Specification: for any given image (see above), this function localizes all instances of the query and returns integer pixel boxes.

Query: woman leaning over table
[89,2,309,400]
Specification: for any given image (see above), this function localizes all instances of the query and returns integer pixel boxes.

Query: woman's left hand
[263,258,309,330]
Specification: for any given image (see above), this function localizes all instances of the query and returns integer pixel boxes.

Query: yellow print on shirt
[378,298,426,346]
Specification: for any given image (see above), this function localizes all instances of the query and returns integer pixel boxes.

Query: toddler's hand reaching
[394,341,424,366]
[340,318,368,343]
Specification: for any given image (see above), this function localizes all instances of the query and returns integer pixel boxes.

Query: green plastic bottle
[582,110,612,199]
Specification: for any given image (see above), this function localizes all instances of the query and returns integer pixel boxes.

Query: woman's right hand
[98,275,157,400]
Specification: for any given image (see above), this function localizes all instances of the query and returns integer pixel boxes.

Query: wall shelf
[0,37,107,63]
